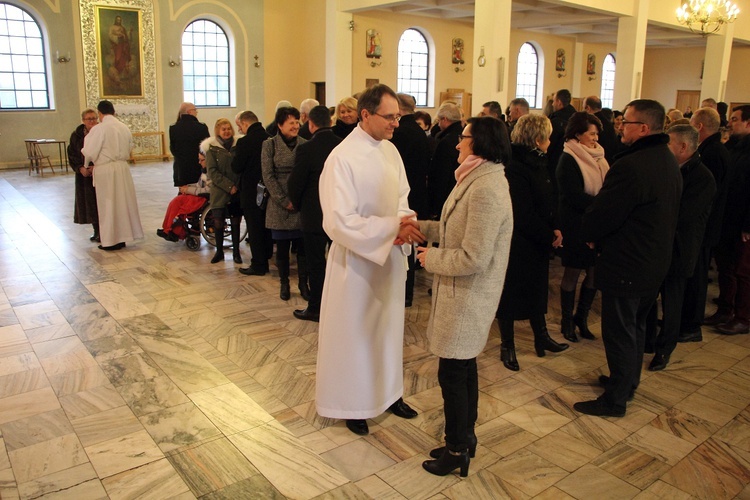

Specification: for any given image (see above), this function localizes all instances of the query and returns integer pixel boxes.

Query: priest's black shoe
[430,434,477,459]
[648,353,670,371]
[238,266,267,276]
[677,330,702,343]
[388,398,417,419]
[573,398,625,417]
[293,308,319,322]
[90,232,100,242]
[598,375,635,401]
[345,419,368,435]
[422,449,470,477]
[98,242,125,251]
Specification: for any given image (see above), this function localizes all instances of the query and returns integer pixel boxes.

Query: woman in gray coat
[261,107,308,300]
[416,116,513,477]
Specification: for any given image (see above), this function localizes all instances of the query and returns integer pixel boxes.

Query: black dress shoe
[422,449,470,477]
[346,419,369,435]
[573,398,626,417]
[90,233,100,242]
[388,398,417,419]
[238,267,267,276]
[717,319,750,335]
[648,353,670,371]
[98,242,126,251]
[703,311,734,326]
[598,375,635,401]
[677,330,702,343]
[293,308,320,322]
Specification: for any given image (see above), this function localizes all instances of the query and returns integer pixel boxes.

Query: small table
[26,139,69,173]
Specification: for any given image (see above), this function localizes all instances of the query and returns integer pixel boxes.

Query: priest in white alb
[316,84,426,436]
[82,100,144,251]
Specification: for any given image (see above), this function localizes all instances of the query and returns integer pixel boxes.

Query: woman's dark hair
[564,111,603,141]
[414,110,432,128]
[275,106,300,125]
[466,116,511,164]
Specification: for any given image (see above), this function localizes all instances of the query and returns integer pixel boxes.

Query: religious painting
[555,49,566,72]
[452,38,465,64]
[366,29,382,59]
[95,6,144,98]
[587,53,596,75]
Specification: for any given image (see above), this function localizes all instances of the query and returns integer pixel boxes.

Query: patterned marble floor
[1,161,750,499]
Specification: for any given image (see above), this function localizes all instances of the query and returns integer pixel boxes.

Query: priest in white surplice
[316,85,426,436]
[82,100,144,251]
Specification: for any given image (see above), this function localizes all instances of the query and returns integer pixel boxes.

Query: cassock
[316,125,414,419]
[82,114,144,247]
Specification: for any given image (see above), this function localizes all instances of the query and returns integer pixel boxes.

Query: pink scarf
[454,155,486,185]
[563,140,609,195]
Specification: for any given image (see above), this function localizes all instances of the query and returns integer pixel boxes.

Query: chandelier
[676,0,740,36]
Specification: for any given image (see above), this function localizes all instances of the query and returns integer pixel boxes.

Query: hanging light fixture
[676,0,740,36]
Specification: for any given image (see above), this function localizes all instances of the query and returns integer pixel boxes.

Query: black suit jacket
[390,114,430,218]
[287,128,342,233]
[698,132,731,247]
[428,121,462,218]
[231,122,270,210]
[594,110,619,166]
[547,104,577,184]
[581,134,683,297]
[299,121,312,140]
[169,115,210,186]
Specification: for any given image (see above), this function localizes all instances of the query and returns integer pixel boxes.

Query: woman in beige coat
[416,116,513,477]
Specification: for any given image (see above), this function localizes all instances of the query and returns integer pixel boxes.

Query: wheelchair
[183,204,247,251]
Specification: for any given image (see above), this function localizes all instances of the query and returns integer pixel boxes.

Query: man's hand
[742,232,750,243]
[552,229,563,248]
[395,217,425,245]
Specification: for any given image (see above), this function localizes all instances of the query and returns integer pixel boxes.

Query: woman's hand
[178,185,187,194]
[79,167,90,177]
[416,245,430,266]
[552,229,563,248]
[286,202,294,211]
[230,185,238,195]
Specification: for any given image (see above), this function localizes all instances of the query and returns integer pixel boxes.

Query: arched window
[515,42,539,108]
[0,3,49,109]
[397,28,429,107]
[182,19,230,107]
[601,54,616,109]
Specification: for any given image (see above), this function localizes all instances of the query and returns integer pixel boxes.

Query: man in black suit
[169,102,210,187]
[391,93,430,306]
[232,110,273,276]
[584,96,618,165]
[287,106,342,321]
[547,89,577,192]
[427,102,463,219]
[646,124,716,371]
[576,99,682,417]
[298,98,319,140]
[680,107,731,341]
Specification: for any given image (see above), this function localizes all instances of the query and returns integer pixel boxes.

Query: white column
[325,0,353,106]
[613,0,649,109]
[701,24,734,102]
[571,42,584,98]
[471,0,512,115]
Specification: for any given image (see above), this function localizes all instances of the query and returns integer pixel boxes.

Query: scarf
[454,155,486,185]
[563,140,609,195]
[218,136,234,151]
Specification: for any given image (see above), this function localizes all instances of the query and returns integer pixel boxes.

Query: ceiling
[369,0,746,48]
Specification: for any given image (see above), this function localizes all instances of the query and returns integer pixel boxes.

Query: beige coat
[422,160,513,359]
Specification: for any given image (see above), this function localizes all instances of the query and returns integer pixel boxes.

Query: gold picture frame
[95,6,144,98]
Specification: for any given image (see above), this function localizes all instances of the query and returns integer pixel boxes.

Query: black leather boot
[499,318,519,371]
[422,448,470,477]
[280,278,291,301]
[574,287,597,339]
[531,316,569,357]
[210,210,225,263]
[430,433,477,458]
[231,216,242,264]
[560,288,578,343]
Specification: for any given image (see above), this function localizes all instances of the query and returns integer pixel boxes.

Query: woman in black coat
[331,97,358,139]
[556,112,609,342]
[496,114,568,371]
[68,108,100,242]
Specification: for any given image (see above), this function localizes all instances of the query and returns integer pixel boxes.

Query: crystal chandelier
[676,0,740,36]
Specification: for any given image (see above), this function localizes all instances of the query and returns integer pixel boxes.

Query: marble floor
[1,162,750,499]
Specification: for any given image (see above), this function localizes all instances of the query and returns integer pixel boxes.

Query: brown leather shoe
[716,319,750,335]
[703,310,734,326]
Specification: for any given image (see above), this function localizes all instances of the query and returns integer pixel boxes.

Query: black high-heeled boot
[210,210,225,264]
[231,216,242,264]
[560,289,578,342]
[499,317,519,371]
[296,245,310,300]
[531,316,568,357]
[574,287,597,339]
[422,448,470,477]
[430,433,477,458]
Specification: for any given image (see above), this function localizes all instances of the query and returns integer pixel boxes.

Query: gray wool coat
[201,136,238,211]
[421,160,513,359]
[261,134,307,230]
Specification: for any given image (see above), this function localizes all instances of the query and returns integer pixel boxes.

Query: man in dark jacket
[547,89,577,191]
[169,102,210,186]
[584,95,618,165]
[679,107,731,341]
[287,106,342,321]
[646,125,716,371]
[427,102,463,219]
[706,105,750,334]
[232,110,272,276]
[576,99,682,417]
[391,93,430,306]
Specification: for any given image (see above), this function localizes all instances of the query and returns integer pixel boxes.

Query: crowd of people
[67,88,750,479]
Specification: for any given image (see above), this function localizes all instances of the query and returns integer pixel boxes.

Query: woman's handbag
[256,181,269,210]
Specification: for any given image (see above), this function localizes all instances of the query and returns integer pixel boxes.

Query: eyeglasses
[83,118,97,122]
[621,120,645,126]
[458,134,473,142]
[373,113,401,123]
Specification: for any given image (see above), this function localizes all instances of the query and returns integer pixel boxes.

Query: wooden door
[676,90,700,114]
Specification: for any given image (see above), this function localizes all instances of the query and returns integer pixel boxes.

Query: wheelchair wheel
[199,205,247,248]
[186,235,201,251]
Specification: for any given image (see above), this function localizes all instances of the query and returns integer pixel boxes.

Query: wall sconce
[55,50,70,63]
[254,55,260,68]
[557,72,567,78]
[454,61,465,73]
[588,75,597,81]
[349,20,355,31]
[168,56,181,67]
[370,60,382,67]
[477,46,486,67]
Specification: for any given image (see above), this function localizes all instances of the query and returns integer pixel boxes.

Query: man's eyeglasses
[621,120,645,126]
[373,113,401,123]
[458,134,473,142]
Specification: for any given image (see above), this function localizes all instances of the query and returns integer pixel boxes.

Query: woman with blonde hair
[496,113,568,371]
[332,96,358,138]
